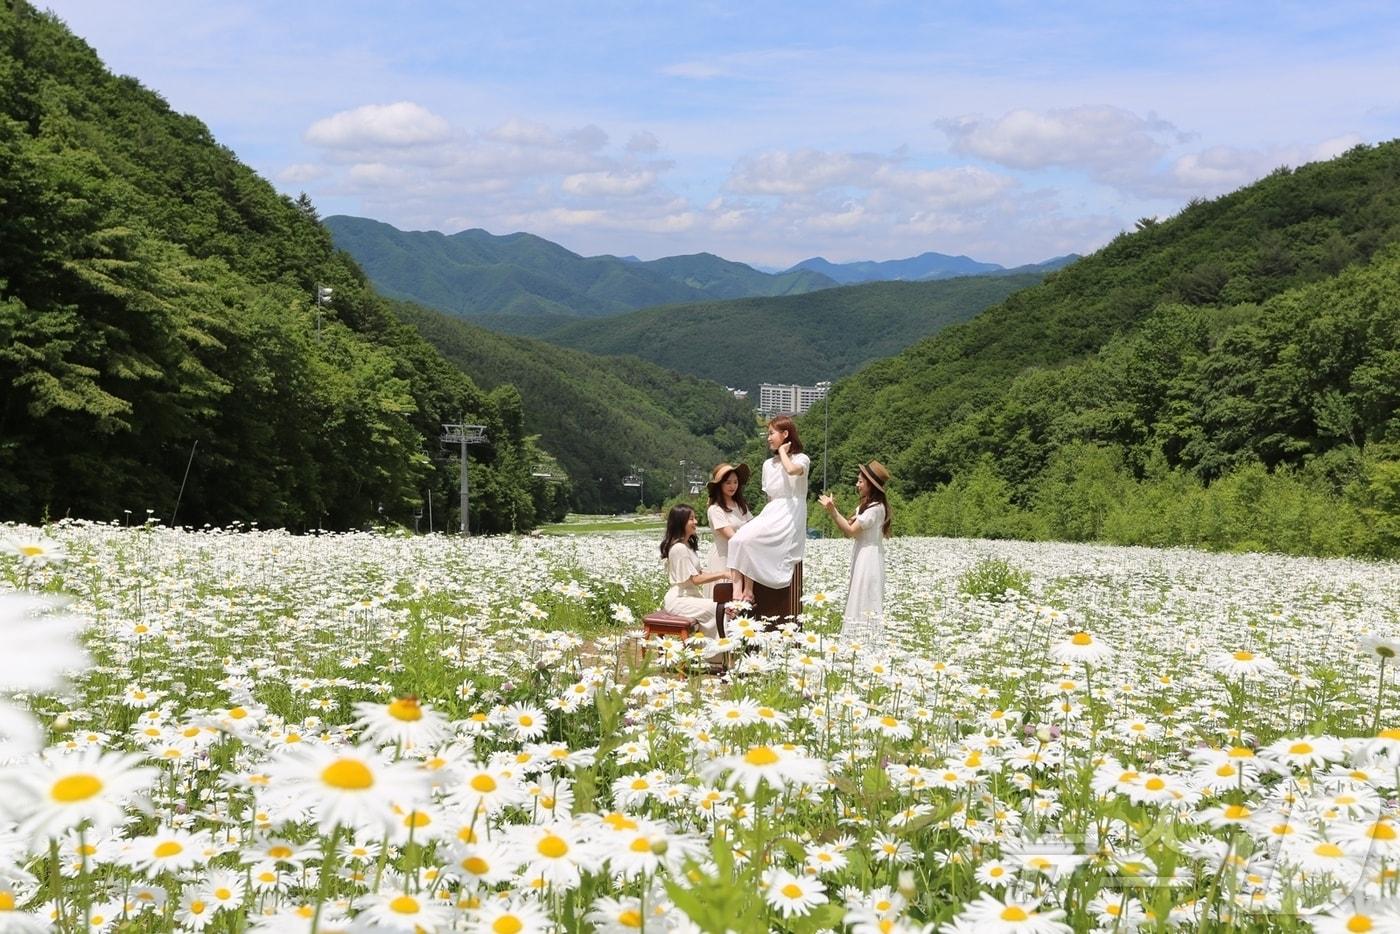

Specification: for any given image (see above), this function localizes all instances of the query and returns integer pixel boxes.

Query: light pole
[441,421,488,535]
[816,380,832,491]
[315,285,333,339]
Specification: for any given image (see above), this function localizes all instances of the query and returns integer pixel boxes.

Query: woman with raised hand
[726,415,811,605]
[703,462,752,598]
[819,460,892,641]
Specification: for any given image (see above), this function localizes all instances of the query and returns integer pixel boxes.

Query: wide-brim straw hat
[707,462,751,493]
[858,460,890,492]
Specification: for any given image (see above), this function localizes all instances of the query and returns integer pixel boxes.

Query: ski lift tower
[622,467,643,507]
[441,422,488,535]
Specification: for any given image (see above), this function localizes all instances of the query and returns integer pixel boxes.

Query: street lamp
[315,285,333,339]
[816,381,832,491]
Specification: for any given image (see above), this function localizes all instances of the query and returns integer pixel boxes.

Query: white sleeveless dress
[726,453,809,589]
[704,503,751,598]
[840,503,886,641]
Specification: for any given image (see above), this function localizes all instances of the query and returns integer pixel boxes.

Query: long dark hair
[768,415,803,456]
[857,485,893,537]
[660,504,698,560]
[707,468,750,515]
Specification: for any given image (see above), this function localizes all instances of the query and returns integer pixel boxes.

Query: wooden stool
[642,611,698,641]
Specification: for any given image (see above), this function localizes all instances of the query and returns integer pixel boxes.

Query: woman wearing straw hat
[703,463,752,598]
[819,460,892,640]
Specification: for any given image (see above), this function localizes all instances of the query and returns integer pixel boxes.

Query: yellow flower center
[1380,729,1400,740]
[537,834,569,858]
[1071,632,1092,646]
[389,895,420,914]
[214,888,232,900]
[463,856,489,875]
[189,901,207,915]
[1228,746,1254,758]
[470,774,498,793]
[1001,906,1030,921]
[1315,842,1345,858]
[320,758,374,790]
[1144,777,1166,791]
[1288,742,1314,755]
[403,811,431,828]
[881,716,898,727]
[1224,804,1250,819]
[267,845,293,858]
[781,883,804,898]
[388,698,422,722]
[154,841,183,858]
[1371,822,1397,841]
[1348,916,1374,933]
[618,909,643,928]
[51,773,104,803]
[492,918,524,934]
[0,892,14,911]
[630,837,652,853]
[1216,764,1238,777]
[1233,650,1254,662]
[744,745,780,766]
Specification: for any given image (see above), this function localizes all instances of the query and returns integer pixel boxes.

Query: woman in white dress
[703,462,752,598]
[660,504,729,648]
[727,415,811,605]
[819,460,891,640]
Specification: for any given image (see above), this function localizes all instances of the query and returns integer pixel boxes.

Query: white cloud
[304,101,451,149]
[561,170,658,197]
[346,162,412,187]
[940,105,1185,174]
[625,131,661,154]
[1162,133,1365,195]
[727,149,887,195]
[277,162,326,183]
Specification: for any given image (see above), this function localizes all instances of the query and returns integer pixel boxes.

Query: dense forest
[539,274,1041,396]
[0,5,563,531]
[394,301,759,513]
[325,215,834,321]
[810,142,1400,557]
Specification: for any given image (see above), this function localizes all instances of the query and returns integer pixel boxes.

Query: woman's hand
[778,441,791,457]
[818,493,836,511]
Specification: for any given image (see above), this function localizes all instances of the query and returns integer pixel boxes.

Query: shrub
[958,557,1031,601]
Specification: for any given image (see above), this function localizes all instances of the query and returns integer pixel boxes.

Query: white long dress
[703,503,751,597]
[841,503,886,641]
[663,543,718,641]
[727,453,810,589]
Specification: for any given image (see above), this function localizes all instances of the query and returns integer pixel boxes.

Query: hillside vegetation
[541,274,1042,395]
[1,4,749,530]
[393,302,758,513]
[325,215,835,320]
[813,142,1400,556]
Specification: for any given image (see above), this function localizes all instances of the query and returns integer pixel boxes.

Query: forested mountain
[393,303,757,513]
[538,274,1042,396]
[785,251,1077,284]
[810,141,1400,556]
[325,215,835,320]
[3,3,763,530]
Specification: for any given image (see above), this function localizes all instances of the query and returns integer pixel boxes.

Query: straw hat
[707,462,751,493]
[858,460,890,492]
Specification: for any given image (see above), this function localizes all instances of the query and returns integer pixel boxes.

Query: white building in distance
[758,382,828,416]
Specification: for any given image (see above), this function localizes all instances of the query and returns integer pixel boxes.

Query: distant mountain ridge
[786,252,1078,284]
[325,216,836,320]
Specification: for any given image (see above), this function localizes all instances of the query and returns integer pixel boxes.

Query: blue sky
[43,1,1400,267]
